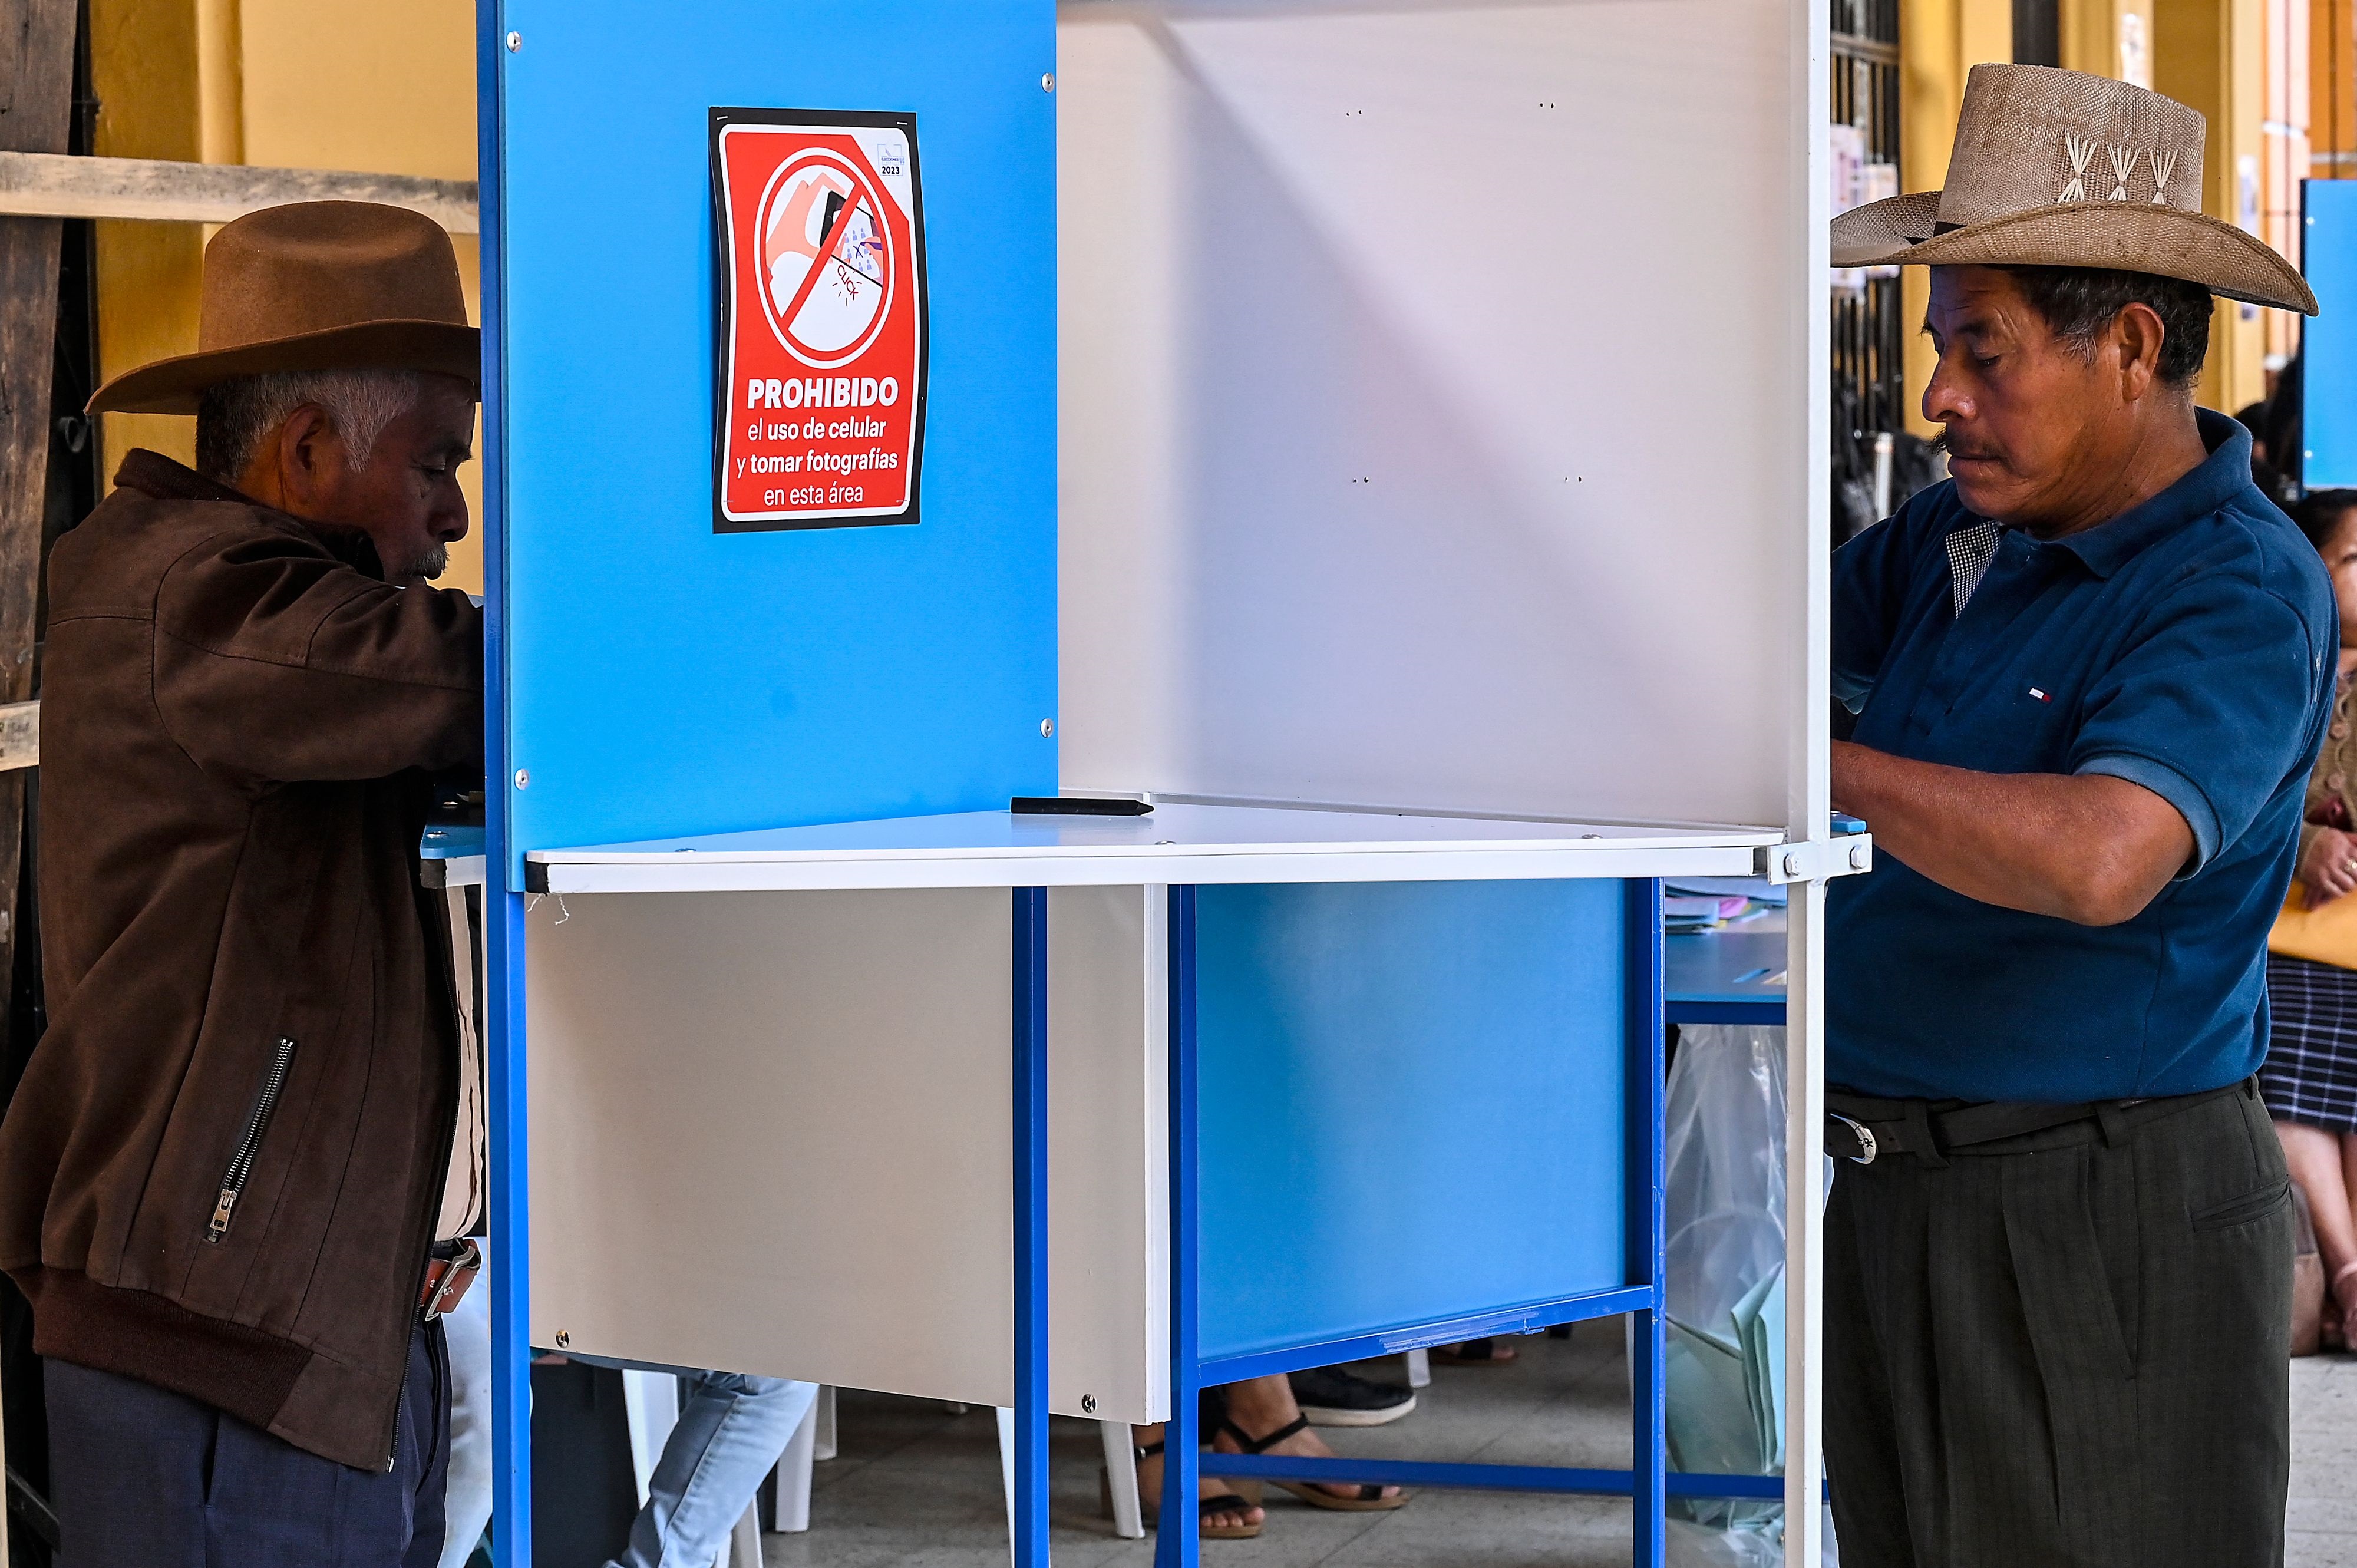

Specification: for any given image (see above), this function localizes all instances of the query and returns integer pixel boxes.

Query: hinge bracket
[1757,834,1874,884]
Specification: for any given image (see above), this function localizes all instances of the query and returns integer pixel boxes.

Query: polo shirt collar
[2038,408,2252,580]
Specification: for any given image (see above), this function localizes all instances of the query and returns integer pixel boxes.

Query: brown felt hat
[87,200,482,415]
[1833,63,2316,315]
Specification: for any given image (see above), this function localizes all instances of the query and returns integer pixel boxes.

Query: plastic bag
[1661,1025,1835,1562]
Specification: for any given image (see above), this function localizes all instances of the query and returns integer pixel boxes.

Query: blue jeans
[439,1252,817,1568]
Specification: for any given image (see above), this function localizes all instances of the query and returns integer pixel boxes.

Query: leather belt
[420,1237,481,1322]
[1825,1079,2250,1167]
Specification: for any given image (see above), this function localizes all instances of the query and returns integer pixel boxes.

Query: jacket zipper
[206,1036,298,1243]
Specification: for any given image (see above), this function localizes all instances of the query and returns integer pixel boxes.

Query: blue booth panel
[1196,880,1630,1362]
[2308,179,2357,488]
[491,1,1057,882]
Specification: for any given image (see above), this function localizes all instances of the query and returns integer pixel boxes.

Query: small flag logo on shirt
[2029,687,2049,701]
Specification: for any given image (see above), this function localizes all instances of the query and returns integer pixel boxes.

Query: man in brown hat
[0,200,485,1566]
[1821,65,2331,1565]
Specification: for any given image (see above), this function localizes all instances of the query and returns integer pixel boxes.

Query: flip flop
[1123,1438,1264,1539]
[1210,1414,1409,1513]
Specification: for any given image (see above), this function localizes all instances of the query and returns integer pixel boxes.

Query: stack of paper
[1664,878,1783,933]
[1665,893,1754,932]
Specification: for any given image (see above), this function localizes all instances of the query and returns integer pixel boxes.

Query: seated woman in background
[2264,488,2357,1347]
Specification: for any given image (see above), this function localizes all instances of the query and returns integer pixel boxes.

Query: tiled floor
[761,1328,2357,1567]
[2292,1353,2357,1567]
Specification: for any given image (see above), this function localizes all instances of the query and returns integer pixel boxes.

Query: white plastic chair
[658,1379,1144,1555]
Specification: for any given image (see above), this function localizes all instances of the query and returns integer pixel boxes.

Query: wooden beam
[0,701,40,773]
[0,148,480,232]
[0,1,77,1552]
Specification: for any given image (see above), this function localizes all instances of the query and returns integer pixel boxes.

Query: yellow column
[2158,0,2270,414]
[1899,0,2013,434]
[90,0,208,477]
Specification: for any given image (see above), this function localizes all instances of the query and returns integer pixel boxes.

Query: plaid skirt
[2262,952,2357,1135]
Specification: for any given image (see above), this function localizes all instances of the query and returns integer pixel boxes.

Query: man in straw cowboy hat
[1821,64,2331,1564]
[0,200,484,1566]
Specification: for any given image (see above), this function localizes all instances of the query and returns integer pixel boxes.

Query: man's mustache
[1930,428,2001,465]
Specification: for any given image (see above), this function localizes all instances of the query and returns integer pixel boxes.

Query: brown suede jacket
[0,451,483,1468]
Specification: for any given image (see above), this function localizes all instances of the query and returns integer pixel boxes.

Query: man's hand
[2299,826,2357,905]
[1831,740,2195,926]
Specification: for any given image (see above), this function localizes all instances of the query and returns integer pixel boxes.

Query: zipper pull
[207,1187,239,1242]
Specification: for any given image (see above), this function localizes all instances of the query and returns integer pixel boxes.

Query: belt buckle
[1830,1111,1878,1165]
[420,1237,481,1322]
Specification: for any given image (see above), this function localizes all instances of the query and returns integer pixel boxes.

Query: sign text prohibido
[711,108,927,532]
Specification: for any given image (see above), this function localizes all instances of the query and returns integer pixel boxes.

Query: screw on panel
[554,1329,570,1348]
[1041,72,1055,92]
[506,31,521,51]
[1849,843,1870,870]
[1040,719,1055,737]
[1782,851,1801,877]
[515,769,530,790]
[1081,1394,1097,1414]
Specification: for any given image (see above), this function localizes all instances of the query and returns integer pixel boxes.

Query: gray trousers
[1825,1079,2292,1568]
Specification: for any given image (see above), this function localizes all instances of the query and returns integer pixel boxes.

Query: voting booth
[473,2,1850,1564]
[2308,178,2357,485]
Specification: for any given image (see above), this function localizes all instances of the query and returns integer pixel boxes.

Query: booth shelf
[523,803,1782,893]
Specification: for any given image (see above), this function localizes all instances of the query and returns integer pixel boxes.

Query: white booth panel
[1059,0,1809,828]
[527,887,1168,1423]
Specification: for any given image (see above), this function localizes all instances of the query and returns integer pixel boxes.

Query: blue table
[1665,928,1790,1027]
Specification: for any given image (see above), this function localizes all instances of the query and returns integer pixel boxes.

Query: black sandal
[1209,1414,1409,1513]
[1430,1336,1519,1366]
[1120,1438,1264,1539]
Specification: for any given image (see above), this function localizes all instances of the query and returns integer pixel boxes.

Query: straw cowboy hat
[1833,62,2316,315]
[88,200,481,415]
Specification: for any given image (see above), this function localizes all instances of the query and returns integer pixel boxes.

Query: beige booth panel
[526,886,1168,1423]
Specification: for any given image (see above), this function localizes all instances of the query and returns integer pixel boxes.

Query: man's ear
[2111,302,2168,401]
[269,404,345,511]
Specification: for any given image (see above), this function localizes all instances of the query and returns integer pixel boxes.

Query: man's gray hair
[194,368,424,484]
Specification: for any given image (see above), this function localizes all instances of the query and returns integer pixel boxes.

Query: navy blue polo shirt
[1827,411,2337,1102]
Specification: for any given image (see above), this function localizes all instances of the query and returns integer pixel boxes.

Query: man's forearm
[1830,741,2195,925]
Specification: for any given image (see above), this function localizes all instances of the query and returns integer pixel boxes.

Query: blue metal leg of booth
[487,887,531,1568]
[1157,884,1203,1568]
[1625,877,1668,1568]
[476,5,527,1561]
[1014,888,1051,1568]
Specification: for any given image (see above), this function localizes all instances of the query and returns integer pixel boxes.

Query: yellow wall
[2158,0,2271,415]
[1896,0,2280,426]
[1898,0,2013,434]
[87,0,486,594]
[2064,0,2161,81]
[90,0,207,478]
[2322,0,2357,170]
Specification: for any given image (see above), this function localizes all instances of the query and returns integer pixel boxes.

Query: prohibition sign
[710,106,927,533]
[756,148,896,370]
